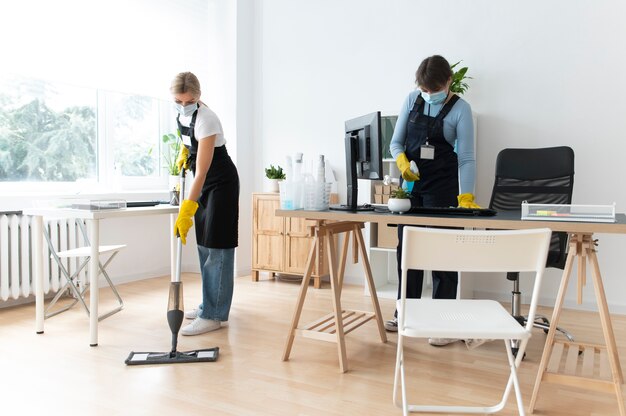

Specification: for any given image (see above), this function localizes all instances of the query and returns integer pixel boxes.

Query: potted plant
[450,61,472,95]
[388,187,412,214]
[264,164,286,192]
[162,132,182,203]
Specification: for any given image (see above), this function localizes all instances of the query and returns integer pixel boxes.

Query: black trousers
[393,189,459,317]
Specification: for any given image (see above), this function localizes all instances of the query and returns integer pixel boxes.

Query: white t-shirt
[178,104,226,147]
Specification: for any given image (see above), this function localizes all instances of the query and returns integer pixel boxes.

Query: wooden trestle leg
[282,221,387,373]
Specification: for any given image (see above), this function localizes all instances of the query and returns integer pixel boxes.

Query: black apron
[177,108,239,248]
[405,94,460,208]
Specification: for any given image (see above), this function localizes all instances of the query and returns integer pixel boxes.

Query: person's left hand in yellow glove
[176,145,190,172]
[457,193,482,209]
[174,199,198,244]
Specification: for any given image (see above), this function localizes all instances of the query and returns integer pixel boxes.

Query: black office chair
[488,146,575,354]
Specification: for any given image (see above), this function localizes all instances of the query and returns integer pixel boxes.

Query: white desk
[23,205,180,346]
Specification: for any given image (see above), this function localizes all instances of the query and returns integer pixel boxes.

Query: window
[0,74,177,191]
[106,92,160,177]
[0,75,97,182]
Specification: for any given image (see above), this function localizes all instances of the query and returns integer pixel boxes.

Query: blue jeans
[195,246,235,322]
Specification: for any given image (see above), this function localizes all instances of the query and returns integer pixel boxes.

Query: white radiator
[0,214,85,303]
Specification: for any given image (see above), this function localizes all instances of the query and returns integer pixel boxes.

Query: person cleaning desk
[385,55,479,345]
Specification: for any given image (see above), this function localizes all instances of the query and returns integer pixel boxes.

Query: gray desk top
[276,209,626,235]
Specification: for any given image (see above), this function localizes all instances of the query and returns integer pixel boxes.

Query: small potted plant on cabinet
[264,164,286,192]
[388,187,412,214]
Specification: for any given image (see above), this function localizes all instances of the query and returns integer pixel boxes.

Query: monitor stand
[334,140,375,211]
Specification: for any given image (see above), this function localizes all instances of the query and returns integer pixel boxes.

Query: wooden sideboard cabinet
[252,193,336,288]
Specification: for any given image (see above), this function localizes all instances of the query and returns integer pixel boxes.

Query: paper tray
[34,199,127,211]
[521,202,616,223]
[70,199,127,211]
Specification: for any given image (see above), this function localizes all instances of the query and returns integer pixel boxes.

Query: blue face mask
[421,90,447,105]
[174,103,198,117]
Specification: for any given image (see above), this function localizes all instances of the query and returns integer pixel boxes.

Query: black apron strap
[433,94,460,123]
[177,109,200,172]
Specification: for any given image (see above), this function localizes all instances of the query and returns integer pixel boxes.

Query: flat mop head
[125,347,219,365]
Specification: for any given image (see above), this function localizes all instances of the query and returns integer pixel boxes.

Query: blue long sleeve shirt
[389,90,476,194]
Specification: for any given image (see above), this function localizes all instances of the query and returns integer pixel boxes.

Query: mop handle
[174,168,186,284]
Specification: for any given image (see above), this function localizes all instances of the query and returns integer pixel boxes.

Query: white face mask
[174,103,198,117]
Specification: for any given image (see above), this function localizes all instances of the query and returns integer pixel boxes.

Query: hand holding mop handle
[174,168,186,284]
[168,168,186,354]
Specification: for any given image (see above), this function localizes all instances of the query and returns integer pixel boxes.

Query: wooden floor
[0,274,624,415]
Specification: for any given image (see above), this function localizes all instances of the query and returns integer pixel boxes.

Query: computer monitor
[330,111,383,211]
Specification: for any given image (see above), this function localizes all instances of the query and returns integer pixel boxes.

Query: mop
[125,168,219,365]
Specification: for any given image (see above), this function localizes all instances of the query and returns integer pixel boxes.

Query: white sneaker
[428,338,459,347]
[384,317,398,332]
[184,309,199,319]
[180,317,221,336]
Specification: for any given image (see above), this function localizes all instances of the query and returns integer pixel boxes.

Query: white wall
[0,0,211,98]
[254,0,626,312]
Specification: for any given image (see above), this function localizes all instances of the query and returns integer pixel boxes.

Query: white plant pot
[388,198,411,214]
[264,178,281,193]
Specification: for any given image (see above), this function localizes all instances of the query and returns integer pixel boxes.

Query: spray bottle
[403,160,419,193]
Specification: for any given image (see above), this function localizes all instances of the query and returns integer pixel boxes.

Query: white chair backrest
[401,227,552,274]
[400,227,552,331]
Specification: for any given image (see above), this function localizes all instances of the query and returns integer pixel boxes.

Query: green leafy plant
[390,188,412,199]
[450,61,472,95]
[265,164,286,180]
[162,132,181,176]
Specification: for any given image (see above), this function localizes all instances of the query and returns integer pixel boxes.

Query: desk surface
[276,209,626,235]
[23,204,179,219]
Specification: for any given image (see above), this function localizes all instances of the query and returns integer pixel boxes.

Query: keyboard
[407,206,497,216]
[126,201,162,208]
[372,204,497,216]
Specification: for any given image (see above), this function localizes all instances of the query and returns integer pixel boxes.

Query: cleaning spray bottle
[402,160,419,193]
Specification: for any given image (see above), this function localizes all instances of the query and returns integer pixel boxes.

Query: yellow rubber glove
[176,146,190,172]
[457,193,482,209]
[395,152,419,182]
[174,199,198,245]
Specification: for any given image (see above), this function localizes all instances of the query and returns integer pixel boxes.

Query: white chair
[44,219,125,321]
[393,227,551,415]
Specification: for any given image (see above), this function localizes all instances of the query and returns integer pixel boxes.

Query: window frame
[0,77,179,197]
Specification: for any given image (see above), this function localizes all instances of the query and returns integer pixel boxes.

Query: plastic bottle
[293,152,303,183]
[281,156,294,209]
[316,155,325,183]
[404,160,419,193]
[312,155,327,210]
[285,155,293,181]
